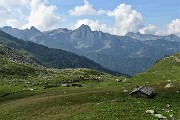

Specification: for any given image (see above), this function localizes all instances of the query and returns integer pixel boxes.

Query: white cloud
[0,0,29,9]
[155,19,180,37]
[16,8,27,20]
[166,19,180,36]
[139,20,180,37]
[0,0,179,37]
[23,0,60,31]
[74,3,180,37]
[0,9,11,24]
[0,0,61,31]
[74,4,144,36]
[0,0,28,27]
[69,0,106,16]
[107,4,144,35]
[139,24,157,34]
[6,19,22,28]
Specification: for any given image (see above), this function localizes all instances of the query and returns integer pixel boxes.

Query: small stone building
[129,85,154,98]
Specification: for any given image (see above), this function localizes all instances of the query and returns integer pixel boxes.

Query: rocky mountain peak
[29,26,41,33]
[1,26,14,33]
[78,24,91,32]
[168,33,178,38]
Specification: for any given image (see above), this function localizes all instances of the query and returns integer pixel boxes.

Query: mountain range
[0,30,122,76]
[1,25,180,75]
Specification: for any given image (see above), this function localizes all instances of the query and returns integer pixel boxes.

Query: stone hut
[129,85,154,98]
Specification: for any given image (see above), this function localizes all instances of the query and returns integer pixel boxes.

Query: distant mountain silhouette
[125,32,180,42]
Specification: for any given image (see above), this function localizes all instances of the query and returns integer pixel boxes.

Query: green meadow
[0,46,179,120]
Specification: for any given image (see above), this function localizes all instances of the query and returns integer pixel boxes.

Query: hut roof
[129,85,154,96]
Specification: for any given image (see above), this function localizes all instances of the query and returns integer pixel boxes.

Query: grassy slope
[0,45,125,101]
[131,53,180,84]
[0,51,179,119]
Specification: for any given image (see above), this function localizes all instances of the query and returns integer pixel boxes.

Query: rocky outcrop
[0,44,39,66]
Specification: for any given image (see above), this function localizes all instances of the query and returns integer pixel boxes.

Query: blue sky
[51,0,179,28]
[0,0,179,36]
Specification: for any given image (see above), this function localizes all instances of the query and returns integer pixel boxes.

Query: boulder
[169,114,173,118]
[123,89,128,92]
[165,83,174,88]
[153,114,167,119]
[146,110,155,114]
[166,104,171,108]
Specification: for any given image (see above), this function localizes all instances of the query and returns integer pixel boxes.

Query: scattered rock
[165,109,169,112]
[123,89,128,92]
[1,45,39,66]
[169,114,173,118]
[146,110,167,119]
[146,110,155,114]
[153,114,167,119]
[29,88,34,91]
[167,80,171,82]
[122,79,127,82]
[165,83,174,88]
[116,79,121,82]
[166,104,171,108]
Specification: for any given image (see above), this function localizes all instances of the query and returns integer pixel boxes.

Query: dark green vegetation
[0,41,179,120]
[0,30,124,76]
[86,53,156,75]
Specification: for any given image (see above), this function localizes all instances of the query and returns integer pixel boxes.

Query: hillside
[0,44,39,79]
[131,53,180,83]
[0,30,123,76]
[1,25,179,75]
[0,45,125,97]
